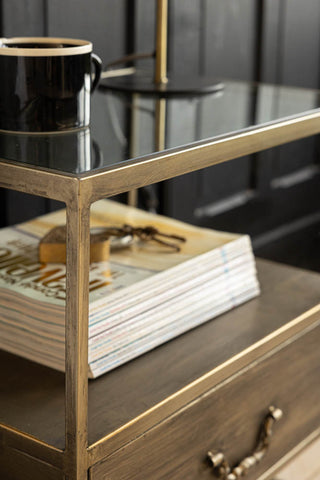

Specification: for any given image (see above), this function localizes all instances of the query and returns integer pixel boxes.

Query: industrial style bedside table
[0,80,320,480]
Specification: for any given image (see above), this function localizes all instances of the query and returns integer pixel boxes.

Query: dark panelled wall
[0,0,319,269]
[162,0,258,218]
[157,0,320,271]
[161,1,320,219]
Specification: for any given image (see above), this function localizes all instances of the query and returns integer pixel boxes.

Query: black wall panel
[269,0,320,176]
[135,0,156,53]
[202,0,256,80]
[46,0,126,67]
[2,0,47,36]
[280,0,320,88]
[163,0,260,222]
[169,0,202,75]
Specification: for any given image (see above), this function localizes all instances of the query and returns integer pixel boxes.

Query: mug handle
[91,53,102,93]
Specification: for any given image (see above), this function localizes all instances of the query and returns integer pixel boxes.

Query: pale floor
[274,437,320,480]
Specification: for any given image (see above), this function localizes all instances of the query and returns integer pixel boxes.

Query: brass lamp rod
[155,0,169,84]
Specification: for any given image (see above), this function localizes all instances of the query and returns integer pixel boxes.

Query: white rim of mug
[0,37,93,56]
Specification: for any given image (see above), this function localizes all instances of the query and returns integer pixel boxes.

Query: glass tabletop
[0,79,319,175]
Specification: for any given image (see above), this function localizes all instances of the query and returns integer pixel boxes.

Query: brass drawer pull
[207,406,283,479]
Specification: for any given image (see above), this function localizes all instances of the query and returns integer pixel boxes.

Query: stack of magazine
[0,199,260,378]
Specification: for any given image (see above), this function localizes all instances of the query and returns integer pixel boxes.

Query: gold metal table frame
[1,107,320,479]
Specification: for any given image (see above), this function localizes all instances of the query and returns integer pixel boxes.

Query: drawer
[90,321,320,480]
[0,445,63,480]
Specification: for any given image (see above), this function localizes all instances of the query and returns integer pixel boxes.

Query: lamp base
[99,74,224,96]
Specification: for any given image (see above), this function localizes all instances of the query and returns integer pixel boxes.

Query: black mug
[0,37,102,132]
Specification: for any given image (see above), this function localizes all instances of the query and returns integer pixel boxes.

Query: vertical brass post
[128,0,168,207]
[64,197,90,479]
[128,94,140,208]
[127,188,138,207]
[155,0,169,85]
[155,97,167,152]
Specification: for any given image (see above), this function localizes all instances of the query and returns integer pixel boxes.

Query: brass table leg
[64,198,91,479]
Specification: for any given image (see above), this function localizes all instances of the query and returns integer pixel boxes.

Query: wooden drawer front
[91,322,320,480]
[0,445,63,480]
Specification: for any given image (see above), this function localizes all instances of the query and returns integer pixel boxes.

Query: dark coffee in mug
[0,37,102,132]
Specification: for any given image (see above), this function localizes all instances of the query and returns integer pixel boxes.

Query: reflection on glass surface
[0,127,103,173]
[0,80,319,174]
